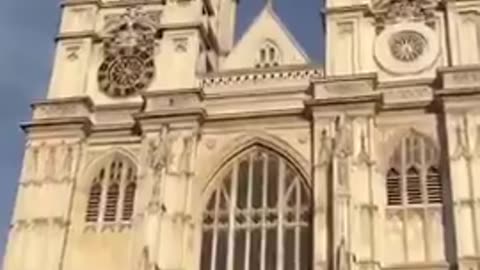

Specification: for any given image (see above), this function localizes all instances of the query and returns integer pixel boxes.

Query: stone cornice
[206,108,306,122]
[56,31,99,42]
[203,65,322,88]
[439,64,480,90]
[135,108,206,131]
[21,117,92,137]
[61,0,165,8]
[144,87,203,98]
[93,101,143,112]
[322,4,370,15]
[383,261,449,270]
[205,64,324,78]
[32,96,93,120]
[306,94,380,107]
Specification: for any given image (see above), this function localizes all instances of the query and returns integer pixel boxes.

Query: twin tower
[4,1,480,270]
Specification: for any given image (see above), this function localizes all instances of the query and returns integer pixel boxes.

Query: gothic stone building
[3,0,480,270]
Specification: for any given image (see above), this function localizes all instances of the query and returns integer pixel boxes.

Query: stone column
[312,116,335,270]
[445,112,480,270]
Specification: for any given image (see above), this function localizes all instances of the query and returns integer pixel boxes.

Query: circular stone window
[389,31,427,62]
[374,23,440,75]
[98,47,155,98]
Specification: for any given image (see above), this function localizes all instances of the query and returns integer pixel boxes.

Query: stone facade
[3,0,480,270]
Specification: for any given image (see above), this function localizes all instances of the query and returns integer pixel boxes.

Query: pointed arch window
[385,131,443,206]
[85,154,138,224]
[255,42,281,68]
[200,146,312,270]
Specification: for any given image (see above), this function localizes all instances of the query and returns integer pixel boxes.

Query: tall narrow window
[385,131,443,206]
[86,181,102,222]
[386,169,402,206]
[85,154,138,224]
[255,42,281,68]
[122,168,137,221]
[200,146,312,270]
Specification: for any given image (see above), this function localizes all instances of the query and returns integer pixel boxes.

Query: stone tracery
[98,7,159,97]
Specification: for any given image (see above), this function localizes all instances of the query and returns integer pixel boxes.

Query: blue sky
[0,0,323,258]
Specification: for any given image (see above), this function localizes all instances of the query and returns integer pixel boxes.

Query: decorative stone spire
[265,0,274,9]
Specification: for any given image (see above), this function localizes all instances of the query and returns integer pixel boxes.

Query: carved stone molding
[334,116,354,158]
[441,66,480,90]
[313,74,376,100]
[147,126,176,176]
[382,86,433,108]
[372,0,439,30]
[32,97,92,120]
[177,129,199,174]
[23,141,78,183]
[203,67,322,88]
[353,131,374,167]
[205,138,217,150]
[98,7,160,97]
[84,222,133,234]
[12,217,70,230]
[451,120,472,161]
[143,89,202,112]
[316,129,333,168]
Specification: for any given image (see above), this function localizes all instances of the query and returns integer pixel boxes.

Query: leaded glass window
[200,146,312,270]
[385,131,443,206]
[85,154,138,223]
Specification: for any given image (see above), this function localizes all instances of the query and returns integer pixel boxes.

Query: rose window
[389,31,427,62]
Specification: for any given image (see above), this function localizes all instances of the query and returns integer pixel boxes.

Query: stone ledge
[21,117,92,137]
[440,64,480,90]
[31,96,93,121]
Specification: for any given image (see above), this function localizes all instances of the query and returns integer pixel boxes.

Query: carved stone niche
[382,86,433,108]
[440,65,480,90]
[32,97,93,120]
[312,73,376,100]
[143,89,203,112]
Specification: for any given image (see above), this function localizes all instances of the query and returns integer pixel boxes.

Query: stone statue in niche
[45,145,57,181]
[334,116,353,187]
[148,126,175,176]
[25,143,40,181]
[147,126,175,212]
[354,131,373,167]
[317,129,333,167]
[59,142,75,180]
[177,129,200,174]
[334,117,353,159]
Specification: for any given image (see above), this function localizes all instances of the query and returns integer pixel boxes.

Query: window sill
[83,221,132,233]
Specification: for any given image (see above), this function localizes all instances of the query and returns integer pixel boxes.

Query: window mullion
[244,153,254,270]
[420,139,431,261]
[277,159,286,270]
[116,161,128,223]
[294,178,301,270]
[98,161,111,225]
[400,139,408,262]
[260,153,268,270]
[227,161,239,270]
[209,187,221,270]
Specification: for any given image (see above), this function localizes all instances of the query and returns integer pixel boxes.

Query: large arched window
[200,146,312,270]
[85,154,138,223]
[385,131,442,207]
[384,130,445,264]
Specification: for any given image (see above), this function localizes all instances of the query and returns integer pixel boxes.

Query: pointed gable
[222,6,310,70]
